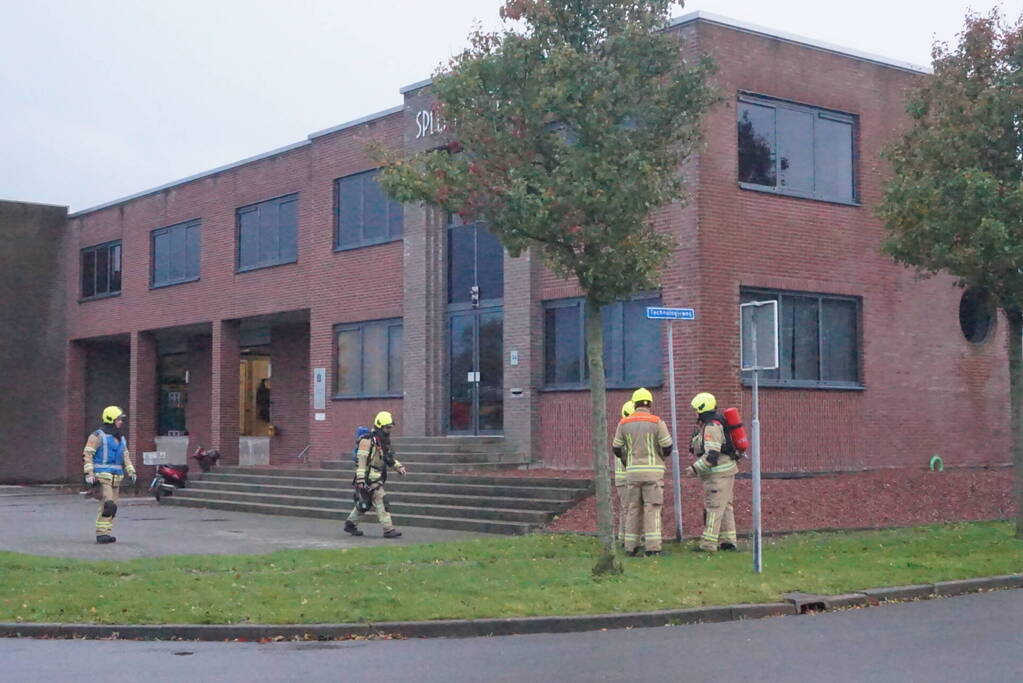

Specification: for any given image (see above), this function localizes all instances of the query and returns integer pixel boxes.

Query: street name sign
[646,307,695,320]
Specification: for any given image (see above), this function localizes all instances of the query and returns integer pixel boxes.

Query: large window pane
[821,299,857,382]
[739,96,856,203]
[362,175,387,244]
[239,209,259,268]
[338,176,362,247]
[363,324,388,395]
[475,226,504,301]
[153,231,170,285]
[278,198,297,263]
[81,250,96,298]
[109,244,122,292]
[448,225,476,304]
[258,202,279,264]
[545,305,582,385]
[742,288,859,387]
[738,102,776,186]
[776,108,814,195]
[789,295,820,381]
[336,169,403,249]
[185,223,200,279]
[388,325,403,392]
[623,298,662,384]
[815,117,854,203]
[336,329,361,395]
[95,246,109,294]
[169,225,187,281]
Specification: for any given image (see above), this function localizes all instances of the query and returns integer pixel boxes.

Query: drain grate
[198,518,232,522]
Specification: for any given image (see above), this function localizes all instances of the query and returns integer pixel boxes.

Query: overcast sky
[2,0,1021,213]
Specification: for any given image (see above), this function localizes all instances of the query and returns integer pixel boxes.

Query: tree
[373,0,716,573]
[878,9,1023,538]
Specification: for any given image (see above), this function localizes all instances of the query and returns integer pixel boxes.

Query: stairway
[160,436,593,535]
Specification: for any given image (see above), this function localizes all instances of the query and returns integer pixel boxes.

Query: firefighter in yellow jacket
[82,406,136,544]
[344,411,407,538]
[613,388,673,556]
[613,400,635,545]
[687,392,739,552]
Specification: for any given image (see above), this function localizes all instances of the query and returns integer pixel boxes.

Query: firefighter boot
[383,528,402,538]
[344,521,364,537]
[96,535,116,544]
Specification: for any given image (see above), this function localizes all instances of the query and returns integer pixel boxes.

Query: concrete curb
[1,575,1019,642]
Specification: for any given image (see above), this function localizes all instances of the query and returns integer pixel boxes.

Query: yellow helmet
[102,406,125,424]
[620,400,636,418]
[374,411,394,429]
[631,388,653,405]
[690,392,716,414]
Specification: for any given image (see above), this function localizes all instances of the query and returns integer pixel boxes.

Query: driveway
[0,487,493,560]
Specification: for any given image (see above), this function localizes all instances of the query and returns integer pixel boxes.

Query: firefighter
[82,406,136,544]
[687,392,739,552]
[612,388,673,557]
[344,411,407,538]
[613,400,635,545]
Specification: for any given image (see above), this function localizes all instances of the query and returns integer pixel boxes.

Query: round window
[959,287,995,344]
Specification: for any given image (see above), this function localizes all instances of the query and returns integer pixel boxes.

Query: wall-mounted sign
[415,109,445,139]
[313,368,326,410]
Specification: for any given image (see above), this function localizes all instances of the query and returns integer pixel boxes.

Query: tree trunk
[1008,309,1023,539]
[585,296,623,576]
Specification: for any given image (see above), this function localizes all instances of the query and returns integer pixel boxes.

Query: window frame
[332,317,404,399]
[737,92,859,206]
[151,218,201,289]
[79,240,122,301]
[334,169,404,251]
[235,193,299,273]
[741,287,863,390]
[542,294,664,391]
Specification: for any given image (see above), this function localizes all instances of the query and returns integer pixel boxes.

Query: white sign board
[142,451,168,465]
[646,306,695,320]
[740,300,779,371]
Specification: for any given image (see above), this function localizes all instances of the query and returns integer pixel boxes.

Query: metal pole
[749,311,763,573]
[668,321,683,542]
[752,369,762,573]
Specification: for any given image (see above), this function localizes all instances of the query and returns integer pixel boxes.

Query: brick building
[14,12,1012,484]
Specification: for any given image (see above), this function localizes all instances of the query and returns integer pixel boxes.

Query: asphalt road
[0,487,493,560]
[4,590,1021,683]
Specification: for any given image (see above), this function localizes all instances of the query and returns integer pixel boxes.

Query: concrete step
[201,470,591,492]
[169,489,554,524]
[323,451,525,463]
[160,496,534,535]
[196,474,583,501]
[319,460,525,474]
[390,436,505,448]
[188,480,573,511]
[308,467,591,490]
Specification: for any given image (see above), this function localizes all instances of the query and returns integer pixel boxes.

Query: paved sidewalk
[0,487,493,560]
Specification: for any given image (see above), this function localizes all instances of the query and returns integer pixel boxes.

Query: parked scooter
[149,462,188,501]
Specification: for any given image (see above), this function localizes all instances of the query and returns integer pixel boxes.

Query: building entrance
[239,354,272,436]
[447,218,504,434]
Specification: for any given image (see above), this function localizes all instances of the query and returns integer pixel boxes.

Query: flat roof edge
[69,139,313,218]
[306,105,404,140]
[668,10,931,75]
[400,78,433,94]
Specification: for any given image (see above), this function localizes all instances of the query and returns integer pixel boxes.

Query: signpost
[740,300,779,573]
[646,306,696,541]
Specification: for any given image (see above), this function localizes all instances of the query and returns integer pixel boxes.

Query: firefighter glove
[84,474,97,486]
[125,472,137,486]
[355,479,367,490]
[398,466,407,476]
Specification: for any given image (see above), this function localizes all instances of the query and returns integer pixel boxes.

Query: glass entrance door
[447,218,504,434]
[449,309,503,434]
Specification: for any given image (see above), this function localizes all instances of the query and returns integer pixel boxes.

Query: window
[335,169,403,249]
[741,288,860,388]
[543,295,662,388]
[959,287,995,344]
[738,94,856,204]
[237,194,298,271]
[152,219,200,287]
[334,319,403,397]
[81,241,122,299]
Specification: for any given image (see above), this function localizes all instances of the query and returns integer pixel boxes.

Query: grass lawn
[0,522,1019,625]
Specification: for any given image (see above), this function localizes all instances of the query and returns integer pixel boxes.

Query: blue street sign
[646,306,695,320]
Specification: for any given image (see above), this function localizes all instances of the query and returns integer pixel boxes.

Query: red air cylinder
[722,407,750,453]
